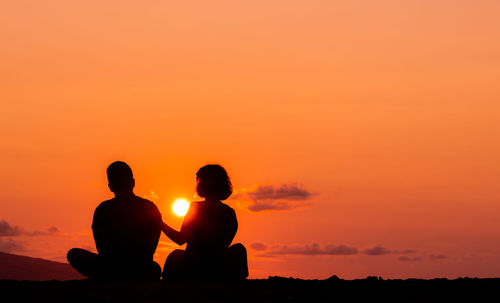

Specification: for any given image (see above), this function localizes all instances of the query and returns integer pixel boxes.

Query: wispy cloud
[247,184,313,201]
[0,222,93,260]
[48,226,59,233]
[250,242,268,251]
[0,221,22,237]
[256,243,358,256]
[234,183,315,212]
[400,249,418,254]
[0,238,25,253]
[398,256,423,262]
[363,245,392,256]
[251,242,423,261]
[145,190,160,203]
[363,246,419,256]
[429,254,447,260]
[25,227,60,237]
[0,220,61,237]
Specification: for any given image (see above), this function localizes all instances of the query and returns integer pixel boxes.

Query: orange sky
[1,0,499,279]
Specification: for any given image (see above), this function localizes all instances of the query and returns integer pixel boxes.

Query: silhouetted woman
[160,164,248,280]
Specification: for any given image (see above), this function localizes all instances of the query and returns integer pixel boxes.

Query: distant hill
[0,252,84,281]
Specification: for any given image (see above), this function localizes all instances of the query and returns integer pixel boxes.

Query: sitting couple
[67,161,248,281]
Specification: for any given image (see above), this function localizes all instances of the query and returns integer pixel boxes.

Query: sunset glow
[0,1,499,280]
[172,199,189,217]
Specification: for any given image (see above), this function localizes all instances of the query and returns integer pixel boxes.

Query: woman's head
[196,164,232,201]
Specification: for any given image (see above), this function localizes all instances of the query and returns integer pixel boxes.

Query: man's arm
[92,205,106,256]
[146,203,163,254]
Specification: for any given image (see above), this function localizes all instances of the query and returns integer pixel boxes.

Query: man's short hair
[107,161,134,192]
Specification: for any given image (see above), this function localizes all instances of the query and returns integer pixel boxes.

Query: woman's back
[183,201,237,265]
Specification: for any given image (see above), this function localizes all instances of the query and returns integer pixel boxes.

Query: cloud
[48,226,59,233]
[0,220,61,237]
[429,254,447,260]
[0,220,22,237]
[257,243,358,256]
[0,238,25,253]
[247,201,307,212]
[323,245,359,255]
[252,243,421,259]
[25,227,61,237]
[363,246,420,256]
[364,245,392,255]
[398,256,422,262]
[400,249,418,254]
[145,190,160,203]
[250,243,268,251]
[234,183,314,212]
[248,184,313,201]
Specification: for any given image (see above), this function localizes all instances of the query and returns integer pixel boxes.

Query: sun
[172,199,190,216]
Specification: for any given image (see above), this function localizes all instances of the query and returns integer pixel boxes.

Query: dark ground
[1,276,499,303]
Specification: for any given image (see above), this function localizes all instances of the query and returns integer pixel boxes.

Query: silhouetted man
[67,161,162,280]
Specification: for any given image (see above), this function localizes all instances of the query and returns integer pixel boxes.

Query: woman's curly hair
[196,164,232,201]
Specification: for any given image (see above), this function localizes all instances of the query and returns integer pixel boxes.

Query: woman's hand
[160,221,187,246]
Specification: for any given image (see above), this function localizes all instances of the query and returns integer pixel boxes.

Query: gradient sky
[1,0,499,279]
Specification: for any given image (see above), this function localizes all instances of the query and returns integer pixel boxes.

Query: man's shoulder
[135,196,160,210]
[95,196,159,214]
[133,196,161,220]
[95,198,115,212]
[92,199,115,227]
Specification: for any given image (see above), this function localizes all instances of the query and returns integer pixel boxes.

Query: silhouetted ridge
[0,252,84,281]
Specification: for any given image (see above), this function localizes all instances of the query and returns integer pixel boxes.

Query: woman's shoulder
[188,201,204,212]
[190,201,204,207]
[191,200,235,215]
[220,202,236,215]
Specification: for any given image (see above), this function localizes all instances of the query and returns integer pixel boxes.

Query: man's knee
[67,248,98,269]
[67,248,82,264]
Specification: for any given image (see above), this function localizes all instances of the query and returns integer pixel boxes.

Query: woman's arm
[160,204,196,245]
[160,222,187,245]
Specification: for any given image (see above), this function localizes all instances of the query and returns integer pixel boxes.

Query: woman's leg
[162,249,185,280]
[226,243,249,279]
[149,261,162,280]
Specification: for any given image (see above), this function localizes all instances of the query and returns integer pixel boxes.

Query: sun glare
[172,199,190,216]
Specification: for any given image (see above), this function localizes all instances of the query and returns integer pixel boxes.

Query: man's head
[107,161,135,194]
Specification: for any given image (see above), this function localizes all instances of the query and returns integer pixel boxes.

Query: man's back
[68,161,162,280]
[92,194,161,270]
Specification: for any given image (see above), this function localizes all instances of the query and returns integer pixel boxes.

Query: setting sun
[172,199,190,217]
